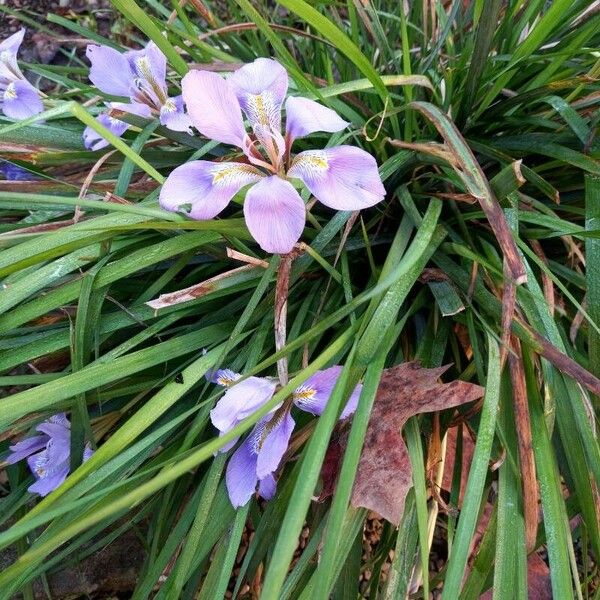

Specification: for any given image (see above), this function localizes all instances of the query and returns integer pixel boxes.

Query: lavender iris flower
[209,366,361,508]
[6,413,92,496]
[158,58,386,254]
[83,40,192,150]
[0,29,44,120]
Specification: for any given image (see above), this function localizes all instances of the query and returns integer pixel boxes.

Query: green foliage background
[0,0,599,598]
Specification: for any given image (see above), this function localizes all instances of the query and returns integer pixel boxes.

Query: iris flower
[159,58,386,254]
[0,29,44,120]
[6,414,92,496]
[83,40,191,150]
[209,366,361,507]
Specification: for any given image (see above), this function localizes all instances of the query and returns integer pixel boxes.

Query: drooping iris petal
[6,435,48,464]
[210,376,277,433]
[127,41,167,91]
[293,365,342,416]
[86,44,133,97]
[159,95,192,133]
[182,70,247,147]
[258,474,276,500]
[2,80,43,120]
[288,145,385,211]
[255,411,295,479]
[285,96,348,142]
[293,366,362,419]
[159,160,263,220]
[226,437,259,508]
[27,461,69,496]
[243,176,305,254]
[0,28,25,82]
[83,113,129,151]
[229,58,288,136]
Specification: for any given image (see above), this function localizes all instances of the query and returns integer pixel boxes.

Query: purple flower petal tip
[243,176,305,254]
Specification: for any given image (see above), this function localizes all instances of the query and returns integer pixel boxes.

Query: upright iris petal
[285,96,348,143]
[86,45,133,97]
[182,70,247,147]
[229,58,288,133]
[288,145,386,211]
[243,176,306,254]
[159,160,263,220]
[127,41,166,92]
[0,29,26,82]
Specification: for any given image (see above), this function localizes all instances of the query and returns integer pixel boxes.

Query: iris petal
[159,160,263,220]
[226,438,259,508]
[6,435,48,464]
[255,411,295,479]
[86,44,133,97]
[243,176,305,254]
[27,460,69,496]
[2,80,43,120]
[285,96,348,142]
[293,365,362,418]
[127,41,166,92]
[210,376,276,433]
[159,95,192,133]
[288,145,385,211]
[182,70,247,147]
[229,58,288,133]
[0,28,25,81]
[258,474,277,500]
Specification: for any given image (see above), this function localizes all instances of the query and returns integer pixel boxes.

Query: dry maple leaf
[350,362,485,525]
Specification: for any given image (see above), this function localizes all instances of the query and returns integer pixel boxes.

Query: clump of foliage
[0,1,599,598]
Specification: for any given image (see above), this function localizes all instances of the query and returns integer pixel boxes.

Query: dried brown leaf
[146,265,256,310]
[350,362,485,525]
